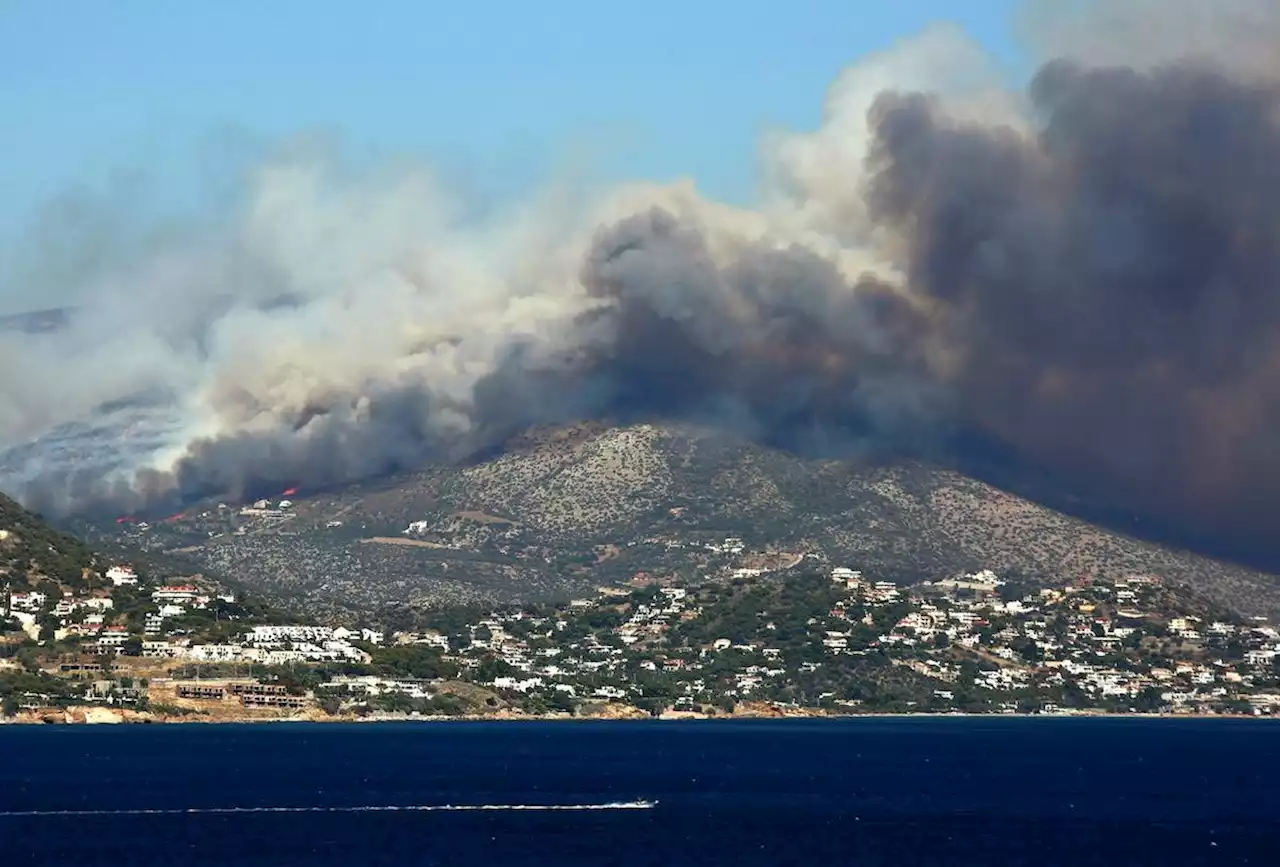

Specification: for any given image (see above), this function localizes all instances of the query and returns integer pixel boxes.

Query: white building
[246,625,335,644]
[142,641,188,659]
[1246,649,1277,667]
[831,567,863,588]
[96,627,132,649]
[327,675,433,699]
[152,585,201,603]
[9,592,47,613]
[492,676,544,692]
[187,644,243,662]
[106,566,139,586]
[242,648,309,665]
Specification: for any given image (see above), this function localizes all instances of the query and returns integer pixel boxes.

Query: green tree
[546,690,577,713]
[476,656,516,682]
[635,697,666,717]
[370,646,458,680]
[376,691,414,713]
[37,614,58,644]
[1133,686,1165,713]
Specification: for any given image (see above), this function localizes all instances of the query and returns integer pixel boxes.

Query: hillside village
[5,535,1280,722]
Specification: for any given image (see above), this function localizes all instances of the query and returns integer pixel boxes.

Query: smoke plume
[5,0,1280,559]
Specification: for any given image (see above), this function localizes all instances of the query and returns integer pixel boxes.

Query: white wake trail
[0,801,658,817]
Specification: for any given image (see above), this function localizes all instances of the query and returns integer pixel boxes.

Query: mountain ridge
[73,422,1280,621]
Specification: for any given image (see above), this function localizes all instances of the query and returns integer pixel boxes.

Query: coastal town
[4,540,1280,723]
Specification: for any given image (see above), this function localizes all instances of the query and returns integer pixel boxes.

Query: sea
[0,717,1276,866]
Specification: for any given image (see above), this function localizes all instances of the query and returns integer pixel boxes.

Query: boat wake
[0,801,658,817]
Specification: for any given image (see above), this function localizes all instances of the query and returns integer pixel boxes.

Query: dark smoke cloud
[864,57,1280,548]
[7,1,1280,566]
[579,207,939,441]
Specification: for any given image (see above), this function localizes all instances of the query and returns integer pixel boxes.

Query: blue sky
[0,0,1020,236]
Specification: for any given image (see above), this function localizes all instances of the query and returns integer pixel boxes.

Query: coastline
[3,703,1274,726]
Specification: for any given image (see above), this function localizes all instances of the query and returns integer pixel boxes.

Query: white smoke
[7,2,1264,514]
[0,24,1025,509]
[762,23,1022,258]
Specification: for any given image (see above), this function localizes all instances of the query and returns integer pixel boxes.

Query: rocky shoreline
[0,700,815,725]
[3,702,1272,725]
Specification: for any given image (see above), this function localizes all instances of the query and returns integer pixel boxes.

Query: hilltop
[76,422,1280,622]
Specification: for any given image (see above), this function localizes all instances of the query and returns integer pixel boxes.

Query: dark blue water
[0,718,1276,866]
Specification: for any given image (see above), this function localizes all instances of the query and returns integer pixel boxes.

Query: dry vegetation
[81,422,1280,621]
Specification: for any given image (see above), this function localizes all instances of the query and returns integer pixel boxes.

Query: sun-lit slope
[136,421,1280,620]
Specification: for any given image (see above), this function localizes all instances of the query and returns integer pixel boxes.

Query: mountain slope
[0,492,96,587]
[443,424,1278,610]
[82,423,1280,620]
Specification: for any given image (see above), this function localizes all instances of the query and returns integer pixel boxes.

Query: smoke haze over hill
[4,0,1280,561]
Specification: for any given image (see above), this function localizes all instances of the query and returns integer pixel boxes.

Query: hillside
[0,492,96,589]
[76,423,1280,622]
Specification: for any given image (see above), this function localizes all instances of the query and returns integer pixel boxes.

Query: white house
[247,625,334,644]
[1246,649,1277,667]
[96,626,132,649]
[187,644,243,662]
[106,566,139,586]
[492,676,543,692]
[831,567,863,588]
[9,591,47,613]
[142,641,188,659]
[152,585,201,603]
